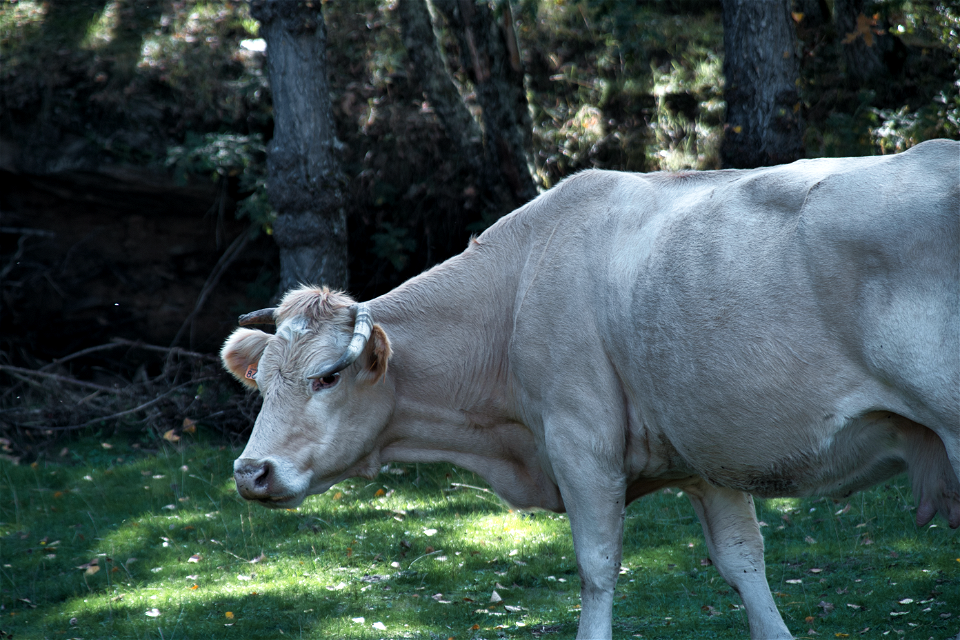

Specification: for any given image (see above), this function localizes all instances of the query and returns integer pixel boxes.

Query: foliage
[0,0,270,166]
[2,0,957,299]
[1,442,958,639]
[166,132,273,234]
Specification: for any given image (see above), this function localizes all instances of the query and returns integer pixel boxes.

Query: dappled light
[2,444,957,638]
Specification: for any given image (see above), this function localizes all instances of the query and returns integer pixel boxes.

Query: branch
[0,365,124,394]
[170,228,254,349]
[111,338,219,363]
[13,377,218,431]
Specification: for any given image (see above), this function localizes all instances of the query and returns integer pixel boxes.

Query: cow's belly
[676,411,912,499]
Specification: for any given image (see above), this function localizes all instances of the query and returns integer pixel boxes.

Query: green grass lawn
[1,436,957,639]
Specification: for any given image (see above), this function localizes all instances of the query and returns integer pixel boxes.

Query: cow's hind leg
[684,479,792,640]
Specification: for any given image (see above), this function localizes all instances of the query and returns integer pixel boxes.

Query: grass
[1,436,957,639]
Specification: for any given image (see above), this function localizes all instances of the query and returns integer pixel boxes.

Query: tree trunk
[398,0,484,172]
[428,0,538,208]
[720,0,804,168]
[249,0,348,294]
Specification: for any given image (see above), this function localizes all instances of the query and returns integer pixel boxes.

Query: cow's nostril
[253,461,272,489]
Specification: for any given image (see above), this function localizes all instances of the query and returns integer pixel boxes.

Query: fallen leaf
[163,429,180,443]
[809,568,823,574]
[101,442,113,449]
[225,611,234,619]
[372,622,387,630]
[490,590,503,604]
[146,608,160,617]
[470,624,480,630]
[190,584,199,590]
[424,528,438,536]
[182,418,197,434]
[805,536,817,544]
[375,488,386,497]
[786,579,803,584]
[188,554,201,563]
[897,598,913,605]
[792,11,804,22]
[351,617,365,624]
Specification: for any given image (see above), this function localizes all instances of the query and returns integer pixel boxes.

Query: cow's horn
[306,303,373,379]
[238,308,277,326]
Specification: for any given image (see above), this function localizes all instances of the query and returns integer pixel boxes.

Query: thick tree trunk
[249,0,348,294]
[429,0,538,207]
[720,0,804,168]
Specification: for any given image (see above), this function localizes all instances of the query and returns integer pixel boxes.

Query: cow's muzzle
[234,457,297,506]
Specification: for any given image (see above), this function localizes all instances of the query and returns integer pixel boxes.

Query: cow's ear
[359,324,391,384]
[221,328,270,389]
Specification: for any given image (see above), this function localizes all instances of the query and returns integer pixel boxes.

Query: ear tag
[244,365,258,380]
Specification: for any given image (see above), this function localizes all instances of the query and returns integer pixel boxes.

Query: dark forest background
[0,0,957,448]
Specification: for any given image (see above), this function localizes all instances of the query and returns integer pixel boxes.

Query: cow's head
[221,286,393,508]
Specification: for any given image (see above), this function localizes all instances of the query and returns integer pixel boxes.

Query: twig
[408,549,444,568]
[448,482,495,495]
[39,343,127,372]
[0,235,28,281]
[0,227,55,237]
[14,377,217,431]
[111,338,219,363]
[170,228,254,350]
[0,365,124,394]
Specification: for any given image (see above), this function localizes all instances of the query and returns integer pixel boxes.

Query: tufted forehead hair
[275,285,357,333]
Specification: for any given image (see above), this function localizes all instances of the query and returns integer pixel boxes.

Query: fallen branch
[0,365,123,394]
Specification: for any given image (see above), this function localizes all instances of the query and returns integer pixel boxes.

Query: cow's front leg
[684,479,793,640]
[548,434,626,640]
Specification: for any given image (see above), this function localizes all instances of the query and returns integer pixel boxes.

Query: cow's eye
[311,373,340,392]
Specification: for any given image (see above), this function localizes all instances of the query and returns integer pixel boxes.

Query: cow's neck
[374,238,520,423]
[366,236,563,510]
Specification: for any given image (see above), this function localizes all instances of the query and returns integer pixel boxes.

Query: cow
[221,138,960,639]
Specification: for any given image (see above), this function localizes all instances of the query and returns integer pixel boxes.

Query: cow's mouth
[256,494,300,508]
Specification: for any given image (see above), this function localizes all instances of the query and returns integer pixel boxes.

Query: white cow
[222,139,960,639]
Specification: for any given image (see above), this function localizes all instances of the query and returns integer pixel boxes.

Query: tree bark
[428,0,537,207]
[397,0,484,172]
[720,0,804,168]
[249,0,348,294]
